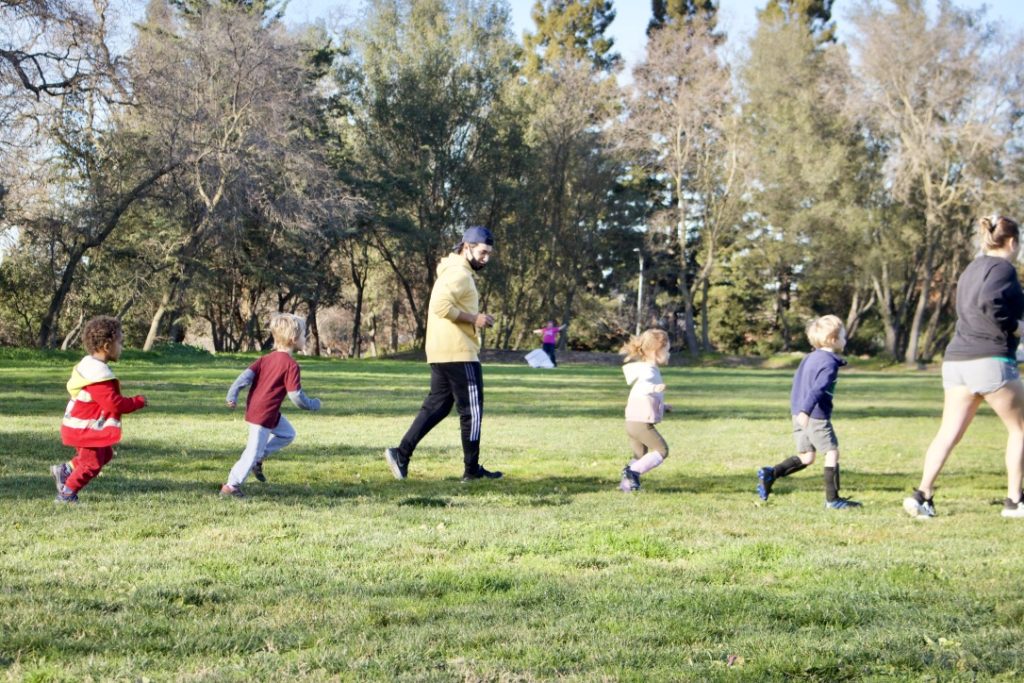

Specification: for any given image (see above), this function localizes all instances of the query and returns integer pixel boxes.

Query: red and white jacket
[61,356,146,448]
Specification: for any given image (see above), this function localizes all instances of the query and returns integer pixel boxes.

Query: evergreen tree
[522,0,619,74]
[647,0,718,36]
[758,0,836,44]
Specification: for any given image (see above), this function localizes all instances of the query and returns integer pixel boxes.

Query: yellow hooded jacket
[425,254,481,363]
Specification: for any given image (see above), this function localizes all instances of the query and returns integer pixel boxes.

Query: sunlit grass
[2,352,1023,680]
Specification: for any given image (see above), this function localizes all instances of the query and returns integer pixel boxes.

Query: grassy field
[2,348,1023,681]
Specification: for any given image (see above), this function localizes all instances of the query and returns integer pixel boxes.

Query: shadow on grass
[5,427,940,507]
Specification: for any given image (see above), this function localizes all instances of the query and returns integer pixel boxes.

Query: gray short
[942,357,1020,395]
[792,415,838,453]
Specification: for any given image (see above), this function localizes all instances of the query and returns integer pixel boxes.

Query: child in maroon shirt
[220,313,322,497]
[51,316,147,503]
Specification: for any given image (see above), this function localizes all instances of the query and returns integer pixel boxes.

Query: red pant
[66,446,114,492]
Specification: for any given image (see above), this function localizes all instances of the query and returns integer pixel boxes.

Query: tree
[758,0,836,44]
[335,0,518,345]
[848,0,1023,364]
[130,1,349,350]
[522,0,619,74]
[647,0,718,36]
[0,0,182,347]
[735,6,867,351]
[623,14,733,353]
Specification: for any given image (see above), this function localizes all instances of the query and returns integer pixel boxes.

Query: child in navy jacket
[757,315,861,509]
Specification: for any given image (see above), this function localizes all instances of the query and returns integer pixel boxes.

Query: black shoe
[462,465,503,482]
[384,447,408,480]
[251,461,266,483]
[619,466,641,492]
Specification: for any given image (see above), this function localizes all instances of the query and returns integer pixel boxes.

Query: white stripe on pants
[465,363,481,442]
[227,415,296,487]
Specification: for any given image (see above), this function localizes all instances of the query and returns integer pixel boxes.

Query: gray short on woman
[792,415,838,453]
[941,357,1020,395]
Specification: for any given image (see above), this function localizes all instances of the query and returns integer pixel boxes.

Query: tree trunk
[675,208,700,355]
[871,269,898,357]
[700,278,712,352]
[60,311,85,351]
[390,299,400,354]
[351,282,364,359]
[143,281,176,351]
[306,303,320,357]
[37,244,86,347]
[36,164,176,348]
[904,223,937,367]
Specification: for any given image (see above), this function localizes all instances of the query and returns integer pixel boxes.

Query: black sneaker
[462,465,503,482]
[1001,497,1024,518]
[251,461,266,483]
[825,496,863,510]
[384,447,408,480]
[903,489,935,518]
[619,466,641,492]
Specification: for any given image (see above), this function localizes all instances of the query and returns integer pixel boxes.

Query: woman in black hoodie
[905,215,1024,519]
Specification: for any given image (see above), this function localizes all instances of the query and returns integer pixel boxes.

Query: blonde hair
[806,315,845,350]
[620,328,670,365]
[270,313,305,350]
[979,214,1020,252]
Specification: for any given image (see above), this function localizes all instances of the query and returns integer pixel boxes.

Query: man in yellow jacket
[385,227,503,482]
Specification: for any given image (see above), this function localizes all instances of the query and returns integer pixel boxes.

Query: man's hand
[797,411,810,429]
[474,313,495,329]
[226,400,237,409]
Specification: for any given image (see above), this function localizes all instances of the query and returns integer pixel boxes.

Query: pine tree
[647,0,718,36]
[522,0,620,74]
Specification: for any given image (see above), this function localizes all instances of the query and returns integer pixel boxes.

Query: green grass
[2,351,1023,681]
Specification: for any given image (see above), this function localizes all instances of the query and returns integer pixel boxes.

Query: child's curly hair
[620,329,670,365]
[82,316,123,355]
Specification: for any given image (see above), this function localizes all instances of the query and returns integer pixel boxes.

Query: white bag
[524,348,555,369]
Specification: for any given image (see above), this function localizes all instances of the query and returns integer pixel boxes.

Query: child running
[221,313,321,497]
[618,328,672,492]
[756,315,861,509]
[50,316,148,503]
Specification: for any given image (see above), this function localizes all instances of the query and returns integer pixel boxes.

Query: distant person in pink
[533,319,567,367]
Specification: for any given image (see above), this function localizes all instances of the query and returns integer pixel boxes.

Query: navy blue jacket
[790,349,846,420]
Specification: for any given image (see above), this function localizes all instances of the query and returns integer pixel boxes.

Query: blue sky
[286,0,1024,70]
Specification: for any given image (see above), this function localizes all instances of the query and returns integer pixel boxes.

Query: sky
[285,0,1024,70]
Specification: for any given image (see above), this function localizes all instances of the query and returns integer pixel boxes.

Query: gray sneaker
[384,447,407,480]
[54,490,78,503]
[619,466,640,492]
[251,460,266,483]
[903,489,935,518]
[220,484,244,498]
[50,463,71,494]
[1001,497,1024,518]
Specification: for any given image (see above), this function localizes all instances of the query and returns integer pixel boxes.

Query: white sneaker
[1001,498,1024,518]
[903,491,935,518]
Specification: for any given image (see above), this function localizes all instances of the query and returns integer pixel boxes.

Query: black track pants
[398,362,483,471]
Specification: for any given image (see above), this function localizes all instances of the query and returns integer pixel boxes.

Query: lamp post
[634,247,643,336]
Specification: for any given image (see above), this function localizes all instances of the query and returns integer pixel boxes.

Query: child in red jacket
[50,316,147,502]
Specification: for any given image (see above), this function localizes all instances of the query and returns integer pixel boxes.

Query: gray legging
[625,421,669,459]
